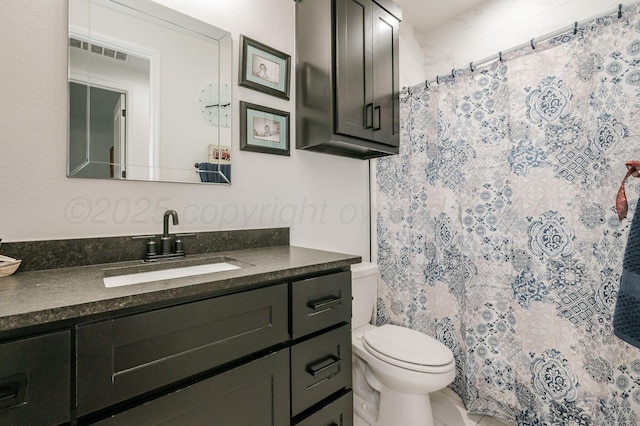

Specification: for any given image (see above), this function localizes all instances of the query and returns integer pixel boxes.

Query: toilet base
[354,413,371,426]
[353,391,376,425]
[377,385,434,426]
[353,357,379,425]
[354,379,436,426]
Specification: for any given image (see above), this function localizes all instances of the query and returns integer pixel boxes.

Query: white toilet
[351,263,456,426]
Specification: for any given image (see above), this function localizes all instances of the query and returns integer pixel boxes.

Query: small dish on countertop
[0,255,21,277]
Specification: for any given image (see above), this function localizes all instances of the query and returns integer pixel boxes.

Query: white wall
[399,21,426,89]
[0,0,370,260]
[415,0,622,85]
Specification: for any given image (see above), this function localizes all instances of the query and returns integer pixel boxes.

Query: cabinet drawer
[291,324,352,416]
[292,271,351,339]
[0,331,70,425]
[95,349,290,425]
[77,283,288,416]
[295,390,353,426]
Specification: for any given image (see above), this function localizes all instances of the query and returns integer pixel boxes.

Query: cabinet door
[291,324,352,416]
[291,271,352,339]
[295,390,353,426]
[0,331,70,425]
[95,349,290,425]
[335,0,374,141]
[372,3,400,146]
[76,284,288,416]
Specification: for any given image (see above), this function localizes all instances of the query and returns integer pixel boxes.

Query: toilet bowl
[351,263,456,426]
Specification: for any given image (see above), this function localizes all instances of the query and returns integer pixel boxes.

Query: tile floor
[432,388,511,426]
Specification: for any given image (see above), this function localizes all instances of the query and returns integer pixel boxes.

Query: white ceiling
[394,0,489,32]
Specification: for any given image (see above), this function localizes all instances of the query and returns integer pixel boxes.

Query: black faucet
[140,209,193,262]
[160,210,178,255]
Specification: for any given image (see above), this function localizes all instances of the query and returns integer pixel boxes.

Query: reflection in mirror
[68,0,232,184]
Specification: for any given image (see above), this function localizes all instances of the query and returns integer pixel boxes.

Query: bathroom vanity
[0,241,360,425]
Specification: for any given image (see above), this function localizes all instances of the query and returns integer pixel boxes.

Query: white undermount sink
[103,257,242,288]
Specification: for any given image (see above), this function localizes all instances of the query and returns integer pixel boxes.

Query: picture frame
[239,101,290,156]
[239,35,291,100]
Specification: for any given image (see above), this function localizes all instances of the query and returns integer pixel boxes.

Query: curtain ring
[425,79,429,89]
[451,69,456,78]
[499,51,503,62]
[470,62,475,72]
[530,38,536,49]
[573,21,578,35]
[618,4,623,19]
[436,75,440,85]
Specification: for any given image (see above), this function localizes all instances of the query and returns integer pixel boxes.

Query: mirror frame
[68,0,232,184]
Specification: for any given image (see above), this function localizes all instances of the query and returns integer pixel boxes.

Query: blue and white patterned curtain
[377,5,640,424]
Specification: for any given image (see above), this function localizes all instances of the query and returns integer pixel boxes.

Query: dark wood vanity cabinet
[76,270,352,425]
[0,269,353,425]
[296,0,401,159]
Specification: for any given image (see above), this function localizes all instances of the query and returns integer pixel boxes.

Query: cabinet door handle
[307,296,342,312]
[373,105,381,131]
[365,103,374,129]
[0,373,27,413]
[306,355,341,376]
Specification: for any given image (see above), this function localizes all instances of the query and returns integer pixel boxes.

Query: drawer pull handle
[307,296,342,312]
[306,355,341,376]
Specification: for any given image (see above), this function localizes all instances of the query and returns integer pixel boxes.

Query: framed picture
[239,35,291,100]
[240,101,290,156]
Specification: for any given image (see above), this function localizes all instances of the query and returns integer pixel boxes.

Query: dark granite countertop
[0,245,361,333]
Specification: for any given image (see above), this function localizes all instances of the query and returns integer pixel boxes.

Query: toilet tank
[351,263,379,329]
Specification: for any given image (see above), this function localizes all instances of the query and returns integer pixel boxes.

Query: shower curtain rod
[416,1,639,90]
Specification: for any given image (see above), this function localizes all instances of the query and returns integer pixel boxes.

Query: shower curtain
[376,5,640,424]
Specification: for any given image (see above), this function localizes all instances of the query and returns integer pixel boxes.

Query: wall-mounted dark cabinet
[296,0,401,159]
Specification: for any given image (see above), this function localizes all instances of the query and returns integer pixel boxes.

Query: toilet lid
[363,324,454,367]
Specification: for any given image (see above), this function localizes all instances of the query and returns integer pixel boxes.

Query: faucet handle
[146,238,157,257]
[173,233,195,255]
[175,237,184,255]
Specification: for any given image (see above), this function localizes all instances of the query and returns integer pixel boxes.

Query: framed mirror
[68,0,232,184]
